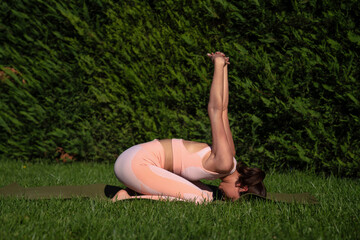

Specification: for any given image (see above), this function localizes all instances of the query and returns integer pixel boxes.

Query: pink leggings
[114,140,213,203]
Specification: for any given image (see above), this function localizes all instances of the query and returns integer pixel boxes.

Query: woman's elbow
[215,158,235,174]
[208,104,227,113]
[207,103,222,112]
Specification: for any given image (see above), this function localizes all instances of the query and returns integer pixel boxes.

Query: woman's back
[158,139,210,172]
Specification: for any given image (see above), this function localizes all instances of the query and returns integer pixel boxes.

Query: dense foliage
[1,0,359,176]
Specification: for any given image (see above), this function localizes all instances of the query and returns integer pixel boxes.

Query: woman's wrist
[214,58,225,66]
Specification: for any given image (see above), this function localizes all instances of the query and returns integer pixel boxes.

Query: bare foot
[111,189,131,202]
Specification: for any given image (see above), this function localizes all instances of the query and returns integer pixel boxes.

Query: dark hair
[237,162,266,197]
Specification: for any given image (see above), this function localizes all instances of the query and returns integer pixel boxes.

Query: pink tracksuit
[114,139,236,203]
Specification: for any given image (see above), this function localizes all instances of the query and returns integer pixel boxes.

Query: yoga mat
[0,183,121,200]
[0,183,318,204]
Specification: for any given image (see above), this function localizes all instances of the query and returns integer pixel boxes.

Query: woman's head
[219,162,266,201]
[237,163,266,197]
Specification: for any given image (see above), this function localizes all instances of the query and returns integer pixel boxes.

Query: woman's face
[219,171,248,201]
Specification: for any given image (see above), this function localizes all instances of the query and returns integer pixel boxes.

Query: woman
[113,52,266,203]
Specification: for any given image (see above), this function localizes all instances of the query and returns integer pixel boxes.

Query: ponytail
[237,163,267,197]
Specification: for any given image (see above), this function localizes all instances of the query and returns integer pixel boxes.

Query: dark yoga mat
[0,183,318,204]
[0,183,121,200]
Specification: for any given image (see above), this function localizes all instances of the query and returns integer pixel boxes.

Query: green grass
[1,161,359,240]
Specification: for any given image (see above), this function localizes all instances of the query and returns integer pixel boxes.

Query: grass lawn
[0,161,359,240]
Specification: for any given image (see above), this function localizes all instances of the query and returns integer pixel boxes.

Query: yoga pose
[113,52,266,203]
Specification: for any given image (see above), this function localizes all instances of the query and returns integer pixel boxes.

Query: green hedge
[1,0,359,176]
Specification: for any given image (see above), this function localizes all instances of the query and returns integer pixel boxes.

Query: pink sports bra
[171,139,237,181]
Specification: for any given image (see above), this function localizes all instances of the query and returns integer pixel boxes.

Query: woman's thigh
[133,164,213,203]
[114,144,213,203]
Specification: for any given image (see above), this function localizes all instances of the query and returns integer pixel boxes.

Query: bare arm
[222,63,236,156]
[205,54,234,173]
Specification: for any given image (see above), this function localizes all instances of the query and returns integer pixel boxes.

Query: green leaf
[0,115,11,133]
[346,93,359,105]
[19,111,38,123]
[251,115,262,126]
[89,86,110,103]
[322,84,334,92]
[347,31,360,45]
[233,43,249,54]
[327,38,341,50]
[294,142,311,163]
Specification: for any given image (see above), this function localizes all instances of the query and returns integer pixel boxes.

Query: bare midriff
[158,139,210,173]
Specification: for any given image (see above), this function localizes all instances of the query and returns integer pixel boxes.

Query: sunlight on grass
[1,161,359,239]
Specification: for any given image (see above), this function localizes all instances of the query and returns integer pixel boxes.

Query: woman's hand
[207,52,230,66]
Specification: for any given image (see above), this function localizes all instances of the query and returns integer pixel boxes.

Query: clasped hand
[207,51,230,66]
